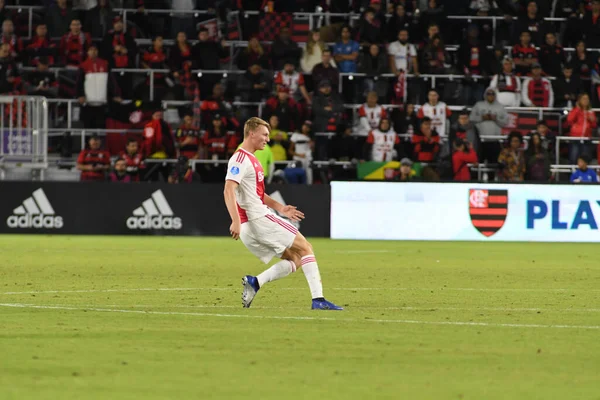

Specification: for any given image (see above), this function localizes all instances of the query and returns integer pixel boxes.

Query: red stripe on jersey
[266,215,298,234]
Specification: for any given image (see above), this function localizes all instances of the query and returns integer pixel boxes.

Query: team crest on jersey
[230,166,240,175]
[468,189,508,237]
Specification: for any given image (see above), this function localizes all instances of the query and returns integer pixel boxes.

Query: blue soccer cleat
[241,275,260,308]
[311,298,344,310]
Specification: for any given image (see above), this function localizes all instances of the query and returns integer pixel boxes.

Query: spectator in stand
[388,28,418,104]
[109,158,132,182]
[522,63,554,107]
[417,89,451,137]
[532,120,557,157]
[24,57,58,98]
[143,107,177,181]
[583,0,600,49]
[100,16,136,99]
[450,109,481,158]
[412,117,440,163]
[238,62,270,103]
[264,86,300,132]
[567,93,597,164]
[420,22,440,49]
[570,40,593,84]
[175,111,202,160]
[237,36,270,71]
[364,117,401,162]
[539,32,566,78]
[119,137,144,182]
[512,0,548,45]
[25,24,56,67]
[420,34,451,75]
[192,27,228,99]
[84,0,114,39]
[489,57,522,107]
[268,115,289,162]
[357,91,387,138]
[169,156,199,184]
[0,44,19,94]
[141,35,168,99]
[467,2,497,46]
[76,134,111,181]
[393,157,417,182]
[489,43,505,76]
[46,0,77,38]
[289,120,314,184]
[419,0,446,41]
[470,88,508,162]
[76,45,122,130]
[271,26,301,71]
[571,155,598,183]
[334,25,361,73]
[334,124,360,162]
[60,19,92,67]
[1,20,23,60]
[358,7,384,47]
[391,103,418,137]
[311,50,339,91]
[498,131,526,182]
[458,24,491,105]
[170,0,196,39]
[200,82,239,131]
[386,4,415,43]
[526,132,551,181]
[452,138,478,181]
[358,44,388,99]
[312,80,344,160]
[301,29,334,74]
[275,60,311,105]
[169,31,193,73]
[512,31,538,76]
[202,113,237,181]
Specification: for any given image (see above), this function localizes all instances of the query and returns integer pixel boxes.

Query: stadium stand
[2,0,600,184]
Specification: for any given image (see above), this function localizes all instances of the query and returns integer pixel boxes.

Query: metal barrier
[0,96,49,180]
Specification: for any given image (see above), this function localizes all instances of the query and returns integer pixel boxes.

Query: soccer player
[223,117,343,310]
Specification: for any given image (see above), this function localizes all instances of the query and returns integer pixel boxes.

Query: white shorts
[240,214,299,264]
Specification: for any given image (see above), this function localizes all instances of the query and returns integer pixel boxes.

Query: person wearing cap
[24,56,58,98]
[76,44,122,130]
[570,155,599,183]
[264,86,300,132]
[511,31,538,76]
[554,63,581,108]
[539,32,566,78]
[489,57,522,107]
[470,88,508,141]
[394,158,416,182]
[59,19,92,67]
[522,63,554,107]
[76,134,111,181]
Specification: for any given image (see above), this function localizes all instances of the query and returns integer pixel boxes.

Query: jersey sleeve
[225,154,248,184]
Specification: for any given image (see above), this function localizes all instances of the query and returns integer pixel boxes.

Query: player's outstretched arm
[264,194,305,222]
[224,180,241,240]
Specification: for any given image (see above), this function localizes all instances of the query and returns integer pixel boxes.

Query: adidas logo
[126,190,182,230]
[6,188,63,229]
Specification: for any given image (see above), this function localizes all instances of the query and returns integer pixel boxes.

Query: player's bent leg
[289,232,343,311]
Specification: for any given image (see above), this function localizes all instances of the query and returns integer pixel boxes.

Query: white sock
[301,255,323,299]
[257,259,296,287]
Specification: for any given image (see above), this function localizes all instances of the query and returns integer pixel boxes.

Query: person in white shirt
[300,29,336,74]
[417,89,452,137]
[489,57,522,107]
[387,29,418,75]
[289,120,314,184]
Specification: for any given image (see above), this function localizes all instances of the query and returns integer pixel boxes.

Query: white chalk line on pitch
[3,287,599,295]
[13,303,600,314]
[1,303,599,330]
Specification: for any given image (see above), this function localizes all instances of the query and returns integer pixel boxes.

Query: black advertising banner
[0,183,330,237]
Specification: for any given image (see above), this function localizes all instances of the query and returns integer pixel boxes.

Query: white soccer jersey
[387,41,417,71]
[417,102,452,137]
[357,104,387,137]
[274,70,305,94]
[225,148,269,223]
[367,129,399,162]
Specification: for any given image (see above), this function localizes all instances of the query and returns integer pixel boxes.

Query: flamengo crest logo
[469,189,508,237]
[126,190,182,230]
[6,188,63,229]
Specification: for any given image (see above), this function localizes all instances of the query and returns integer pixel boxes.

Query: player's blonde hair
[244,117,270,138]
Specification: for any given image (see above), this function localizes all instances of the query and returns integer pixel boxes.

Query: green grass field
[1,236,599,400]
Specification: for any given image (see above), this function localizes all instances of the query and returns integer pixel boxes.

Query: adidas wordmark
[126,190,182,230]
[6,188,64,229]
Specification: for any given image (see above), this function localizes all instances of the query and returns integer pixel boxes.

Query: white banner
[330,182,600,242]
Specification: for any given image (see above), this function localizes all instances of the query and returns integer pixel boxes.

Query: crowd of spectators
[2,0,600,183]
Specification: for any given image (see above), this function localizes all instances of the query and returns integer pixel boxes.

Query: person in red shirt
[100,16,136,98]
[175,111,202,160]
[512,31,538,76]
[1,20,23,60]
[76,135,111,181]
[59,19,92,67]
[202,114,238,182]
[567,93,597,164]
[412,117,440,162]
[141,36,168,99]
[143,108,176,181]
[119,138,144,182]
[109,158,132,182]
[452,138,478,181]
[25,23,55,67]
